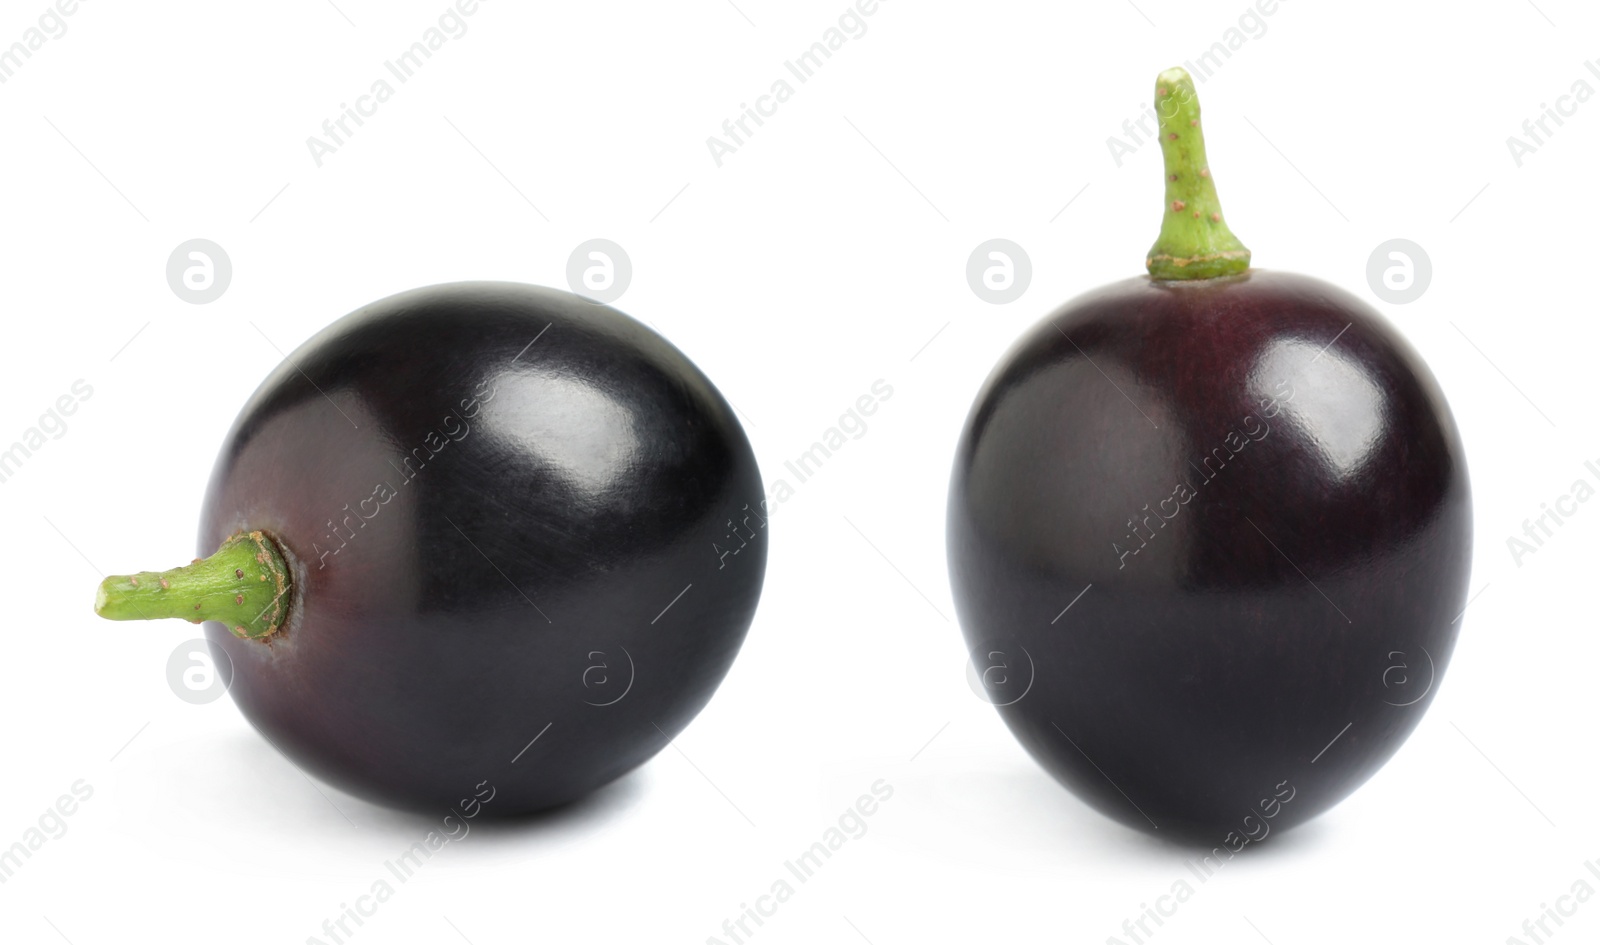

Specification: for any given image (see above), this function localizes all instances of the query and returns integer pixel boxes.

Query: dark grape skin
[199,283,767,816]
[947,269,1471,842]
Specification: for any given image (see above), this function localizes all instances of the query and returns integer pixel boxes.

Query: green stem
[1145,67,1251,280]
[94,530,291,640]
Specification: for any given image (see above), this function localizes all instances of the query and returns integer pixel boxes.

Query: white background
[1,0,1595,942]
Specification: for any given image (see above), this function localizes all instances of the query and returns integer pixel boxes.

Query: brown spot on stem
[1172,200,1186,212]
[1211,213,1222,222]
[1158,87,1169,97]
[1168,133,1179,140]
[233,626,247,637]
[159,579,169,589]
[235,569,244,579]
[193,602,201,610]
[1199,168,1210,178]
[1190,119,1198,127]
[259,574,267,581]
[235,594,245,605]
[129,576,139,587]
[1193,211,1201,218]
